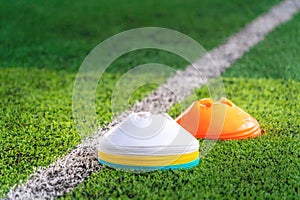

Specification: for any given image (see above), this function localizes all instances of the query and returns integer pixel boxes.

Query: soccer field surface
[63,13,300,199]
[1,0,299,199]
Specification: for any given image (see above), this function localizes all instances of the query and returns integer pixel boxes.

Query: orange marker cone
[176,98,261,140]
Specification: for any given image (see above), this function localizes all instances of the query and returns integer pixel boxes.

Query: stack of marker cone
[98,112,199,171]
[176,98,261,140]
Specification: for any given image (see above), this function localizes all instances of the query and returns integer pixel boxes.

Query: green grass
[224,12,300,81]
[62,11,300,200]
[0,68,79,191]
[0,0,280,71]
[62,77,300,199]
[0,0,284,197]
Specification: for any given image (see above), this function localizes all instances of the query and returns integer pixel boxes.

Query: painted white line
[7,0,300,199]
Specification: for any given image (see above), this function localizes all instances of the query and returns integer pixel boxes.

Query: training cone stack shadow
[176,98,261,140]
[98,112,199,171]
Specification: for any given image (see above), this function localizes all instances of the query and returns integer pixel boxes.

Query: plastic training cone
[176,98,261,140]
[98,112,199,171]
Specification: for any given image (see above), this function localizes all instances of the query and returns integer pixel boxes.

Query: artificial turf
[61,11,300,200]
[0,0,280,71]
[0,0,285,197]
[62,77,300,199]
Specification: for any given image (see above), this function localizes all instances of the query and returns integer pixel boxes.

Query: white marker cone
[98,112,199,171]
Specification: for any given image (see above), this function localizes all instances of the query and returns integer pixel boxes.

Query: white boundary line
[7,0,300,199]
